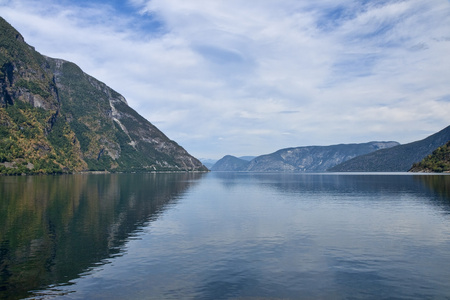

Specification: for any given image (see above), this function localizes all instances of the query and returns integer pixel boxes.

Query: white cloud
[1,0,449,159]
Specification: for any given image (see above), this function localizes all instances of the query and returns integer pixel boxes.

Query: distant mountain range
[211,141,399,172]
[212,125,450,173]
[330,125,450,172]
[211,155,251,171]
[0,17,207,174]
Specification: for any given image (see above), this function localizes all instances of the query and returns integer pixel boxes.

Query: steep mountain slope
[329,125,450,172]
[212,142,399,172]
[409,141,450,173]
[0,17,207,174]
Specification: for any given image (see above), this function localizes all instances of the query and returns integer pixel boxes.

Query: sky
[1,0,449,160]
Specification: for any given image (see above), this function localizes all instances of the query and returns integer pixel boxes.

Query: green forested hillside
[0,17,207,175]
[0,100,87,174]
[409,141,450,173]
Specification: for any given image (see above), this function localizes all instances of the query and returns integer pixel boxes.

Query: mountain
[409,141,450,173]
[239,156,256,161]
[210,155,250,171]
[212,142,399,172]
[329,125,450,172]
[0,17,207,174]
[199,158,217,169]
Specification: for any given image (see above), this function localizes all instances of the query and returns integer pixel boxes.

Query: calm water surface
[1,172,450,299]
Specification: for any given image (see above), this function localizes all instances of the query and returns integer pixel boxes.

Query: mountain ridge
[329,125,450,172]
[212,141,399,172]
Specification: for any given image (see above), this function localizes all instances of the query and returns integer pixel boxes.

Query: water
[1,172,450,299]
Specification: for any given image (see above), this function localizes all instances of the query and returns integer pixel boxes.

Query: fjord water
[1,173,450,299]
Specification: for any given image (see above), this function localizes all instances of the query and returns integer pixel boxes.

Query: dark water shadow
[213,172,450,209]
[413,174,450,213]
[0,173,204,300]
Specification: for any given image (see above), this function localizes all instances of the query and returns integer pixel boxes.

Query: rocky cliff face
[212,142,399,172]
[0,17,207,174]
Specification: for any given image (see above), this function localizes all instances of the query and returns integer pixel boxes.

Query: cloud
[1,0,449,159]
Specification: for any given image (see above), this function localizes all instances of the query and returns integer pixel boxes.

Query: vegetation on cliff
[409,141,450,173]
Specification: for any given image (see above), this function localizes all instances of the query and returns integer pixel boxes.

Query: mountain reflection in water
[0,173,204,299]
